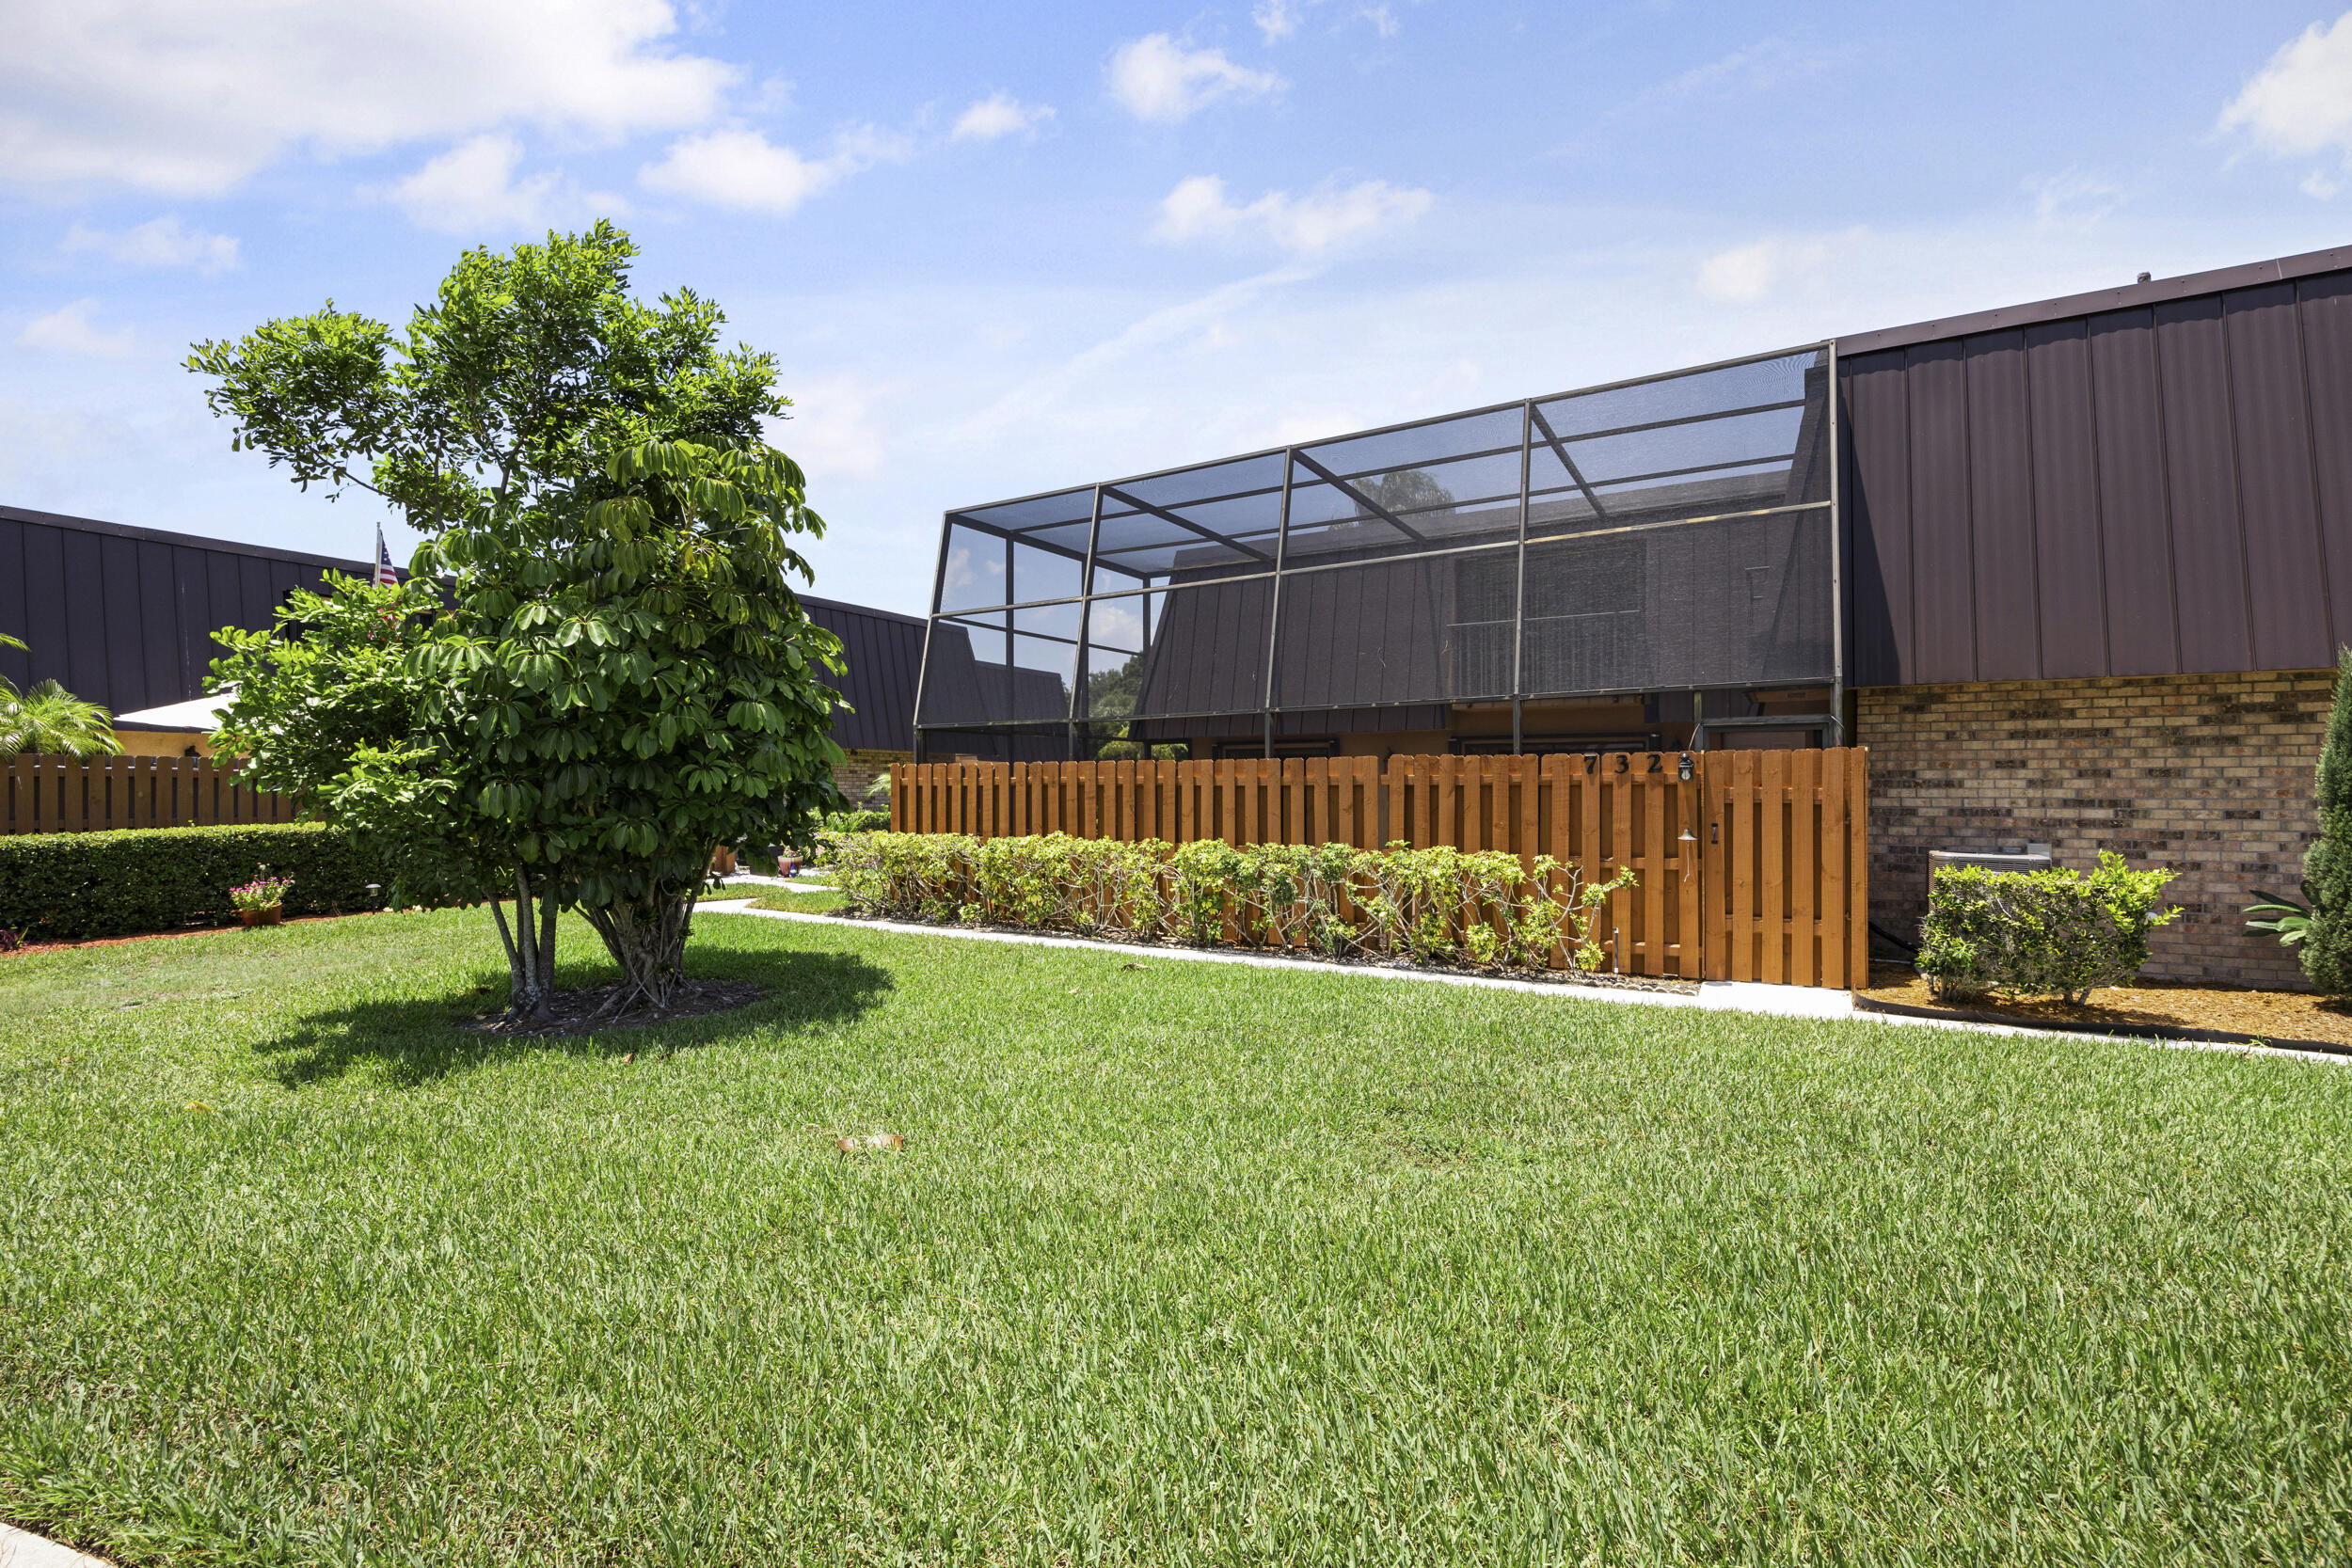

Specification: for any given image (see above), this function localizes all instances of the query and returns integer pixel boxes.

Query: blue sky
[6,1,2351,615]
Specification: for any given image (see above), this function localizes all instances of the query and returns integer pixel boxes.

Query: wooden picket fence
[892,750,1868,988]
[3,754,300,835]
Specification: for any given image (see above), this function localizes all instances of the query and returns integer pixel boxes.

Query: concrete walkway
[697,901,2339,1065]
[0,1523,109,1568]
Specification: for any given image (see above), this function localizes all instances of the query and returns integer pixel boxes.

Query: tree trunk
[488,864,559,1022]
[580,879,700,1013]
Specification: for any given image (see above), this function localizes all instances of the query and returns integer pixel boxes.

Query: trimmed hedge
[0,823,395,942]
[820,831,1633,972]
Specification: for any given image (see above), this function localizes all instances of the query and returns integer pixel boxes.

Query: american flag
[373,526,399,588]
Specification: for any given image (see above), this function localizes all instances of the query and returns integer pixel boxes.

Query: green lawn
[741,886,847,914]
[2,909,2349,1565]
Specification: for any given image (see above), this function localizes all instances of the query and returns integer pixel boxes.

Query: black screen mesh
[923,346,1835,745]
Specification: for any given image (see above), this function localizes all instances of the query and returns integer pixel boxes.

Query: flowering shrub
[229,873,294,913]
[1916,852,2181,1005]
[820,831,1636,973]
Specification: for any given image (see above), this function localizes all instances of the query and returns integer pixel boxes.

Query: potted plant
[230,872,293,927]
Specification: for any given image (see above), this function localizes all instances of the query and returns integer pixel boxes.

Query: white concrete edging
[0,1523,111,1568]
[696,900,2340,1065]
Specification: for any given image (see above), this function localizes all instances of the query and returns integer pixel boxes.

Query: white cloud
[384,135,570,233]
[951,94,1055,143]
[1250,0,1404,44]
[1252,1,1302,42]
[0,0,736,196]
[770,375,892,480]
[59,215,238,274]
[2219,12,2352,192]
[1661,37,1851,98]
[1694,234,1837,304]
[2024,169,2122,227]
[1107,35,1282,123]
[639,126,906,215]
[18,299,134,356]
[1153,174,1432,255]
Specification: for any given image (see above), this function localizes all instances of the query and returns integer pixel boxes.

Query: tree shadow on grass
[256,944,894,1088]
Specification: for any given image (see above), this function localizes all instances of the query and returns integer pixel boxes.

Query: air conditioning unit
[1929,844,2052,899]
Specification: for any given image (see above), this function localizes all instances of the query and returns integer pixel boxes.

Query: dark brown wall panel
[801,600,922,751]
[1905,341,1975,683]
[173,546,216,702]
[2022,321,2107,674]
[2153,297,2253,673]
[19,525,70,689]
[100,535,147,713]
[62,531,109,704]
[206,554,245,675]
[2222,283,2331,670]
[1963,331,2039,679]
[0,518,27,691]
[238,556,274,630]
[2300,271,2352,654]
[2086,310,2179,675]
[1840,351,1913,686]
[136,540,181,713]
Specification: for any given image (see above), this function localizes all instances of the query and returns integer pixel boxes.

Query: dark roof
[0,505,922,752]
[1835,245,2352,356]
[0,504,374,723]
[1836,252,2352,687]
[799,593,921,752]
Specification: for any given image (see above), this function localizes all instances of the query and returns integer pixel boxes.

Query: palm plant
[0,634,121,758]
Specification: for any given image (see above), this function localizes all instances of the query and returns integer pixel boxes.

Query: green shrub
[0,824,398,942]
[2300,648,2352,995]
[818,831,1634,973]
[1915,852,2181,1005]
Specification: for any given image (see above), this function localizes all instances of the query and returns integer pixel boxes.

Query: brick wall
[1858,670,2331,990]
[834,748,908,807]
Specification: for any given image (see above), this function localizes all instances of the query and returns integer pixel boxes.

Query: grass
[2,908,2349,1565]
[742,886,846,913]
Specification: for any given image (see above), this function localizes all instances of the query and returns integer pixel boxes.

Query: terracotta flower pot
[238,907,283,927]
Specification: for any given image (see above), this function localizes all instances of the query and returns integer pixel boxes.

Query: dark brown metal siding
[1,507,926,751]
[0,507,373,720]
[1905,341,1974,683]
[2023,321,2106,674]
[802,595,922,752]
[17,523,69,690]
[0,516,30,695]
[1965,331,2037,680]
[2306,271,2352,651]
[1842,353,1912,683]
[1840,262,2352,685]
[2227,283,2332,670]
[2086,310,2177,675]
[2155,296,2252,673]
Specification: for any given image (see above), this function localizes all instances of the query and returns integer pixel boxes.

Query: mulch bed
[463,979,768,1038]
[1859,964,2352,1053]
[799,906,1700,995]
[3,911,371,957]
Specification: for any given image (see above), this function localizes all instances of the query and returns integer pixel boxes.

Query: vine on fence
[819,831,1636,972]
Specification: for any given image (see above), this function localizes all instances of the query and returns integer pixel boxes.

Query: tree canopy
[196,225,844,1018]
[188,220,782,535]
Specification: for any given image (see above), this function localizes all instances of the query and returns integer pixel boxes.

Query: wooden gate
[891,750,1867,988]
[3,754,299,834]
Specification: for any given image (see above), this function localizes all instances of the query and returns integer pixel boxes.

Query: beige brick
[1858,670,2329,991]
